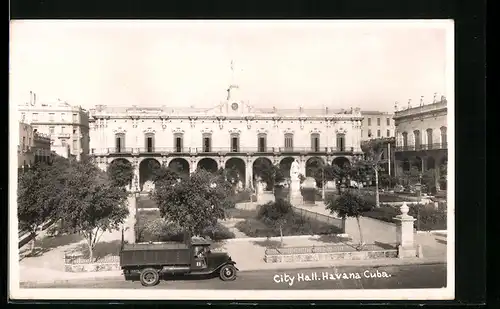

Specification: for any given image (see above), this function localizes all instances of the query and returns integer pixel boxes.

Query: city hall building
[89,83,365,190]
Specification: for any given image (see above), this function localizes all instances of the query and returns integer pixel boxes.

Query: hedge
[362,203,447,231]
[135,211,235,242]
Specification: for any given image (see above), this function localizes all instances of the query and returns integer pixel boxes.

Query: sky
[9,20,453,112]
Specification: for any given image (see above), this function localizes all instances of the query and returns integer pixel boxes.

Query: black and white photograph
[9,20,454,300]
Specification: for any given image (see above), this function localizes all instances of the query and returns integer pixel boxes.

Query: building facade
[89,84,365,191]
[393,97,448,189]
[18,93,91,161]
[18,122,51,168]
[360,111,395,141]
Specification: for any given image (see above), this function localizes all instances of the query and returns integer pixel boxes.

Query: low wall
[265,250,398,263]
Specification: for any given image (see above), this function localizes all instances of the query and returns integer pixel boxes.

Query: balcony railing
[395,143,448,152]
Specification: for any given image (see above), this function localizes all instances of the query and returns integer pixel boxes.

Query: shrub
[135,211,235,242]
[274,186,289,201]
[235,218,274,237]
[257,200,292,220]
[362,203,447,231]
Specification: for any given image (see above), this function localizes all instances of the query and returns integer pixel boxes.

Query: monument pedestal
[123,193,137,244]
[289,179,302,205]
[393,203,418,258]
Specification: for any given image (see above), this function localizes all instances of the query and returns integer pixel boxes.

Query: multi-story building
[18,93,90,161]
[393,96,448,190]
[18,122,51,168]
[89,82,365,191]
[360,111,395,141]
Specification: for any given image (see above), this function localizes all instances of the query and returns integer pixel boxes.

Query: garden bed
[363,203,447,231]
[234,207,343,238]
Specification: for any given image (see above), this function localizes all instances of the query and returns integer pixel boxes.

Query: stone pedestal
[123,193,137,244]
[393,203,417,258]
[289,178,302,205]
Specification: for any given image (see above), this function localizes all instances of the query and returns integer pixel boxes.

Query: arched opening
[402,158,410,172]
[439,156,448,190]
[139,158,161,191]
[412,156,423,172]
[332,156,351,169]
[252,157,274,190]
[440,126,447,148]
[305,157,325,177]
[426,157,436,171]
[197,158,218,173]
[108,158,133,187]
[224,158,246,188]
[279,157,295,179]
[168,158,190,178]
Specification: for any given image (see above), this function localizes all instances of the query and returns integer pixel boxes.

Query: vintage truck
[120,238,238,286]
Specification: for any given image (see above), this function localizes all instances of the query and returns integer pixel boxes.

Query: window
[386,118,390,126]
[427,129,433,148]
[22,136,26,149]
[32,113,38,121]
[367,118,372,126]
[61,113,66,121]
[73,139,78,150]
[28,137,32,146]
[440,127,447,148]
[202,134,212,152]
[336,133,346,152]
[386,129,390,137]
[377,129,381,137]
[284,133,293,151]
[115,133,125,153]
[73,113,78,122]
[145,134,154,152]
[361,130,363,137]
[258,134,267,152]
[368,129,372,138]
[174,135,183,152]
[402,132,408,148]
[49,113,55,122]
[310,133,320,152]
[49,127,55,134]
[61,139,67,147]
[73,126,78,134]
[230,134,240,152]
[414,130,421,149]
[377,118,381,126]
[61,126,66,133]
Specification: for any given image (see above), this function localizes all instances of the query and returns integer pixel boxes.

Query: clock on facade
[231,102,239,111]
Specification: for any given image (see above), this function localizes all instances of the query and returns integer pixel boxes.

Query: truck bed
[120,243,192,267]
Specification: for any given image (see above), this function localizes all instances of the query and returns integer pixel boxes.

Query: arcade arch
[305,156,325,177]
[279,157,295,179]
[197,157,218,173]
[168,158,190,177]
[332,156,351,169]
[225,157,246,186]
[139,158,161,190]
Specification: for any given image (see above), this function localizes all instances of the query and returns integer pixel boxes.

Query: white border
[9,19,455,301]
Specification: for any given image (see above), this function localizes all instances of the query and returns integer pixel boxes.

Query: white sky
[9,20,452,112]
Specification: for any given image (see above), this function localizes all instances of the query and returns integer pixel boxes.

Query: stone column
[393,203,418,258]
[123,193,137,244]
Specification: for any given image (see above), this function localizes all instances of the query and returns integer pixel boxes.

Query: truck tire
[140,268,160,287]
[219,264,237,281]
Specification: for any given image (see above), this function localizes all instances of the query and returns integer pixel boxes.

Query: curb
[222,234,350,243]
[416,230,448,235]
[20,274,125,286]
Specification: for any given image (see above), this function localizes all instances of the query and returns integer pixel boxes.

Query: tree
[258,200,293,247]
[360,139,386,207]
[151,165,180,185]
[152,169,235,239]
[56,160,129,262]
[325,190,374,249]
[107,160,134,188]
[17,162,65,253]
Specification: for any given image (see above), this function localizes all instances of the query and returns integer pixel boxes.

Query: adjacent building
[360,111,395,141]
[18,122,51,168]
[89,81,365,191]
[393,96,448,190]
[18,93,91,161]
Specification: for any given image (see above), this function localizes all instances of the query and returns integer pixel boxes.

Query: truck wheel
[219,264,237,281]
[140,268,160,287]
